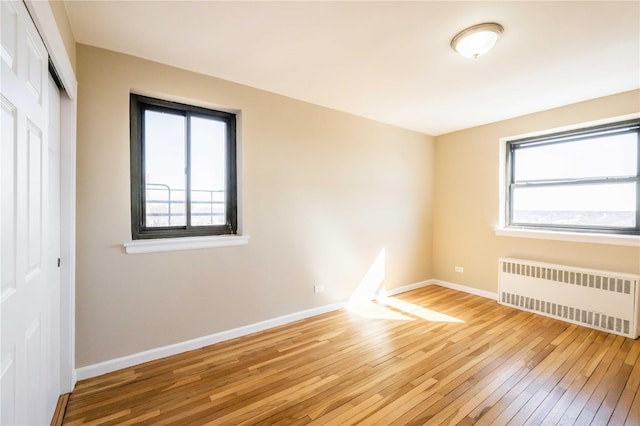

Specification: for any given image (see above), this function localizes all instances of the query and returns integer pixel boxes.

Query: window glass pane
[512,183,636,228]
[144,110,186,227]
[513,132,637,182]
[190,116,227,226]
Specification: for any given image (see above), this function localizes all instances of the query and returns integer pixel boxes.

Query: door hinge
[57,258,61,268]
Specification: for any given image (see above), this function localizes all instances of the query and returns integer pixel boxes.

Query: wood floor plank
[419,331,548,425]
[535,338,616,425]
[555,335,627,425]
[62,285,640,425]
[610,341,640,425]
[398,318,554,424]
[444,327,578,424]
[519,329,600,425]
[488,325,590,425]
[574,338,633,425]
[450,321,569,425]
[625,388,640,426]
[51,393,70,426]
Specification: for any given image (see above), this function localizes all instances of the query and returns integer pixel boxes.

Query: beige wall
[75,44,434,367]
[76,42,639,368]
[49,0,76,71]
[433,90,640,293]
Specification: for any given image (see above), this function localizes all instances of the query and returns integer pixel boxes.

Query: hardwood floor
[63,285,640,425]
[52,394,70,426]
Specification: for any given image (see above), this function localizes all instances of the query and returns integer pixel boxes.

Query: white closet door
[1,1,60,424]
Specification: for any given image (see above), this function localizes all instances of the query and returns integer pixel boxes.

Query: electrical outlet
[314,284,325,293]
[455,266,464,273]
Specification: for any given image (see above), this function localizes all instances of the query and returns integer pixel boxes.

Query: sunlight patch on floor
[347,302,414,321]
[380,296,465,323]
[345,248,464,323]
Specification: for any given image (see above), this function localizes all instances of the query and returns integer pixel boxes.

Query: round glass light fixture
[451,23,504,59]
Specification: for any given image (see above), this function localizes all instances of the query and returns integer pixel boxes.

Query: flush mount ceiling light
[451,22,504,59]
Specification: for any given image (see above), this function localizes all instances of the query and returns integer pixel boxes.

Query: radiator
[498,258,640,338]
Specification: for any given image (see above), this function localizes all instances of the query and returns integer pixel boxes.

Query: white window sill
[495,228,640,247]
[123,235,250,254]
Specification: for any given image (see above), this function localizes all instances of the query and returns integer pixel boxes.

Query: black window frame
[130,94,237,240]
[505,119,640,236]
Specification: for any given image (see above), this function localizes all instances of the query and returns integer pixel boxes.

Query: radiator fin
[501,260,632,295]
[501,291,630,335]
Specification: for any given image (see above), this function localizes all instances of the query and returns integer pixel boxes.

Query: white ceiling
[63,1,640,136]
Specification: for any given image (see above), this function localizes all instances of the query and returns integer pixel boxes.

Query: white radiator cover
[498,258,640,338]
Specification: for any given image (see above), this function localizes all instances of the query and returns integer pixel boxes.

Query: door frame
[24,0,77,393]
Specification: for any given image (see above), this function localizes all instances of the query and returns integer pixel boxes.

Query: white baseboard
[428,279,498,300]
[76,300,346,381]
[75,278,496,381]
[379,280,432,297]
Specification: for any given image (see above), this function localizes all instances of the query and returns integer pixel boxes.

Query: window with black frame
[506,119,640,235]
[130,94,237,239]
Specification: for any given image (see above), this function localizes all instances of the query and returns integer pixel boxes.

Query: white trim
[24,0,78,393]
[58,94,77,393]
[76,278,434,380]
[428,279,498,300]
[123,235,250,254]
[24,1,76,99]
[379,280,432,297]
[74,278,497,380]
[495,227,640,247]
[76,301,346,380]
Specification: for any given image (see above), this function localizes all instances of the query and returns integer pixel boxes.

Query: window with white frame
[505,119,640,235]
[130,94,237,240]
